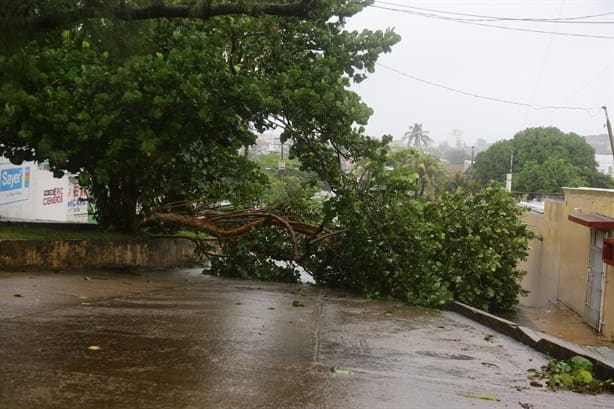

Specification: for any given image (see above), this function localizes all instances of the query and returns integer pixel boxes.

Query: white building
[0,157,88,223]
[596,153,614,176]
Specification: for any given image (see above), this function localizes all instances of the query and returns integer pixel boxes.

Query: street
[0,269,611,408]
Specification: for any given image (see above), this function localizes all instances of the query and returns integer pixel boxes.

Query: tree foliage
[0,4,399,231]
[473,127,612,194]
[385,149,447,200]
[309,168,533,312]
[210,149,535,312]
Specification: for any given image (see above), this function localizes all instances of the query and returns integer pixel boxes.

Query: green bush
[212,158,535,312]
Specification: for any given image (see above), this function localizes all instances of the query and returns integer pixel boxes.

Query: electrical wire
[370,5,614,39]
[376,62,602,115]
[375,1,614,23]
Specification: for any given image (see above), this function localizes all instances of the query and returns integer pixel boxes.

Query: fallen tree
[148,209,334,261]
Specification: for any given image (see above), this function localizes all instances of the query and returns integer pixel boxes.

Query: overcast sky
[346,0,614,146]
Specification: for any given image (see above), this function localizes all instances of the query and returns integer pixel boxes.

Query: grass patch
[0,222,136,241]
[0,222,215,241]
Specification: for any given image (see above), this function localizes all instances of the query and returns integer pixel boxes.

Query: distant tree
[473,139,514,183]
[443,148,470,165]
[387,149,447,200]
[402,123,432,149]
[513,158,587,194]
[473,127,612,194]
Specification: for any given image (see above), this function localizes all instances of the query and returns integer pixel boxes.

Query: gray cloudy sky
[346,0,614,146]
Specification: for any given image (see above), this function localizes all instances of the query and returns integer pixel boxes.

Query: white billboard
[0,157,89,223]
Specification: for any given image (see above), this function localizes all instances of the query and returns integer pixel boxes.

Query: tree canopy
[473,127,613,194]
[0,2,399,231]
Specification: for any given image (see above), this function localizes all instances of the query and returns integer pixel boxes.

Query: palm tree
[403,123,432,150]
[388,149,447,200]
[410,152,446,200]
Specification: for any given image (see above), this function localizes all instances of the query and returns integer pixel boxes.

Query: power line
[370,4,614,39]
[375,1,614,23]
[376,62,601,115]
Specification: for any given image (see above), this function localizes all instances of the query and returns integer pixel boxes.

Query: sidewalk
[515,302,614,362]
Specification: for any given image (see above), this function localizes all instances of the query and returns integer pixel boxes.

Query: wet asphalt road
[0,269,612,408]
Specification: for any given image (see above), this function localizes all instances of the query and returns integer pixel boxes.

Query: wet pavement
[514,303,614,362]
[1,269,612,408]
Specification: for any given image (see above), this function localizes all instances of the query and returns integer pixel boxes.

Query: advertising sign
[67,176,88,222]
[0,164,30,206]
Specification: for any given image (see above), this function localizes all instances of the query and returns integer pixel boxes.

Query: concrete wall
[0,238,198,271]
[519,201,565,308]
[521,188,614,340]
[518,211,544,307]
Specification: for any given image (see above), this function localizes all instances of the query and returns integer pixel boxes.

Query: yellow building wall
[561,188,614,338]
[603,263,614,340]
[519,211,544,307]
[520,201,564,308]
[521,188,614,340]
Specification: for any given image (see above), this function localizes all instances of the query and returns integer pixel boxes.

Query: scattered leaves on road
[461,393,500,401]
[330,366,352,375]
[87,345,101,351]
[13,294,23,298]
[83,276,91,281]
[384,310,393,317]
[292,300,304,307]
[527,355,611,393]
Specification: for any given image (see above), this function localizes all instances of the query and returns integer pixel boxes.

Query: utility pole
[602,106,614,161]
[469,145,475,178]
[506,150,513,192]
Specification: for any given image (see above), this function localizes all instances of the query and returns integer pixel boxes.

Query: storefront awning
[568,213,614,229]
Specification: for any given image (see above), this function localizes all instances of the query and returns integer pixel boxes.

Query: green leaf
[461,393,500,401]
[569,356,592,372]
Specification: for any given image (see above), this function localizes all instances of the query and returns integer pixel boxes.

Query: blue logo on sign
[0,168,23,192]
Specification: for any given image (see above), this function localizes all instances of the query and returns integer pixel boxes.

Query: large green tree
[0,2,399,231]
[473,127,612,194]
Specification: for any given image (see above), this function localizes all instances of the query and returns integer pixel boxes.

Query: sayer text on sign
[0,168,23,192]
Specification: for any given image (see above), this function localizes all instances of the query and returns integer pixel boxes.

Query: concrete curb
[453,301,614,380]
